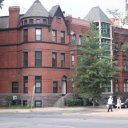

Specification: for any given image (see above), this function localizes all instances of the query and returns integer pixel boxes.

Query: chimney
[9,6,20,28]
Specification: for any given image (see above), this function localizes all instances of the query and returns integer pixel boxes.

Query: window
[43,19,47,24]
[93,22,99,31]
[78,35,82,45]
[56,17,61,23]
[52,52,57,67]
[70,81,74,93]
[61,53,65,67]
[124,80,128,92]
[24,76,28,93]
[12,82,18,93]
[36,19,40,24]
[35,76,42,93]
[24,52,28,67]
[102,85,111,92]
[29,19,33,24]
[71,55,75,67]
[24,20,27,25]
[35,51,42,67]
[23,29,28,42]
[35,100,42,107]
[114,79,118,92]
[101,39,110,45]
[52,30,57,42]
[35,28,42,41]
[101,22,110,37]
[72,34,76,45]
[124,58,128,72]
[23,100,28,106]
[53,81,58,93]
[61,31,65,43]
[101,39,111,57]
[102,81,111,92]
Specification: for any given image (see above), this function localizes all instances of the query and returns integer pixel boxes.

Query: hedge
[65,98,82,106]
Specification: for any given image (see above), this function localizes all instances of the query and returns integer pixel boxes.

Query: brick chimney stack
[9,6,20,28]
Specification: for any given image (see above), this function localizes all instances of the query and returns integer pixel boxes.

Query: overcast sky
[0,0,126,18]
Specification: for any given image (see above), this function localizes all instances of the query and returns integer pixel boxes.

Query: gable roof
[22,0,49,18]
[85,6,111,24]
[49,5,60,17]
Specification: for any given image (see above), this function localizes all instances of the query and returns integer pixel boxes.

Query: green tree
[0,0,4,9]
[107,9,121,19]
[107,9,128,25]
[75,26,117,99]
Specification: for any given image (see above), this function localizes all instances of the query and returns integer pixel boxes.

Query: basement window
[35,100,42,107]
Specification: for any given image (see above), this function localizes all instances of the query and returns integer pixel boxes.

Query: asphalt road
[0,109,128,128]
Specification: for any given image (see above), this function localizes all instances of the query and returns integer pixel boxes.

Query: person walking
[117,97,121,109]
[107,96,113,112]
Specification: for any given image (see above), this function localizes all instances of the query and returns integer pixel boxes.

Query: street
[0,108,128,128]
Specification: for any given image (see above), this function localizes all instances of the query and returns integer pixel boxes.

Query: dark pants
[107,104,113,112]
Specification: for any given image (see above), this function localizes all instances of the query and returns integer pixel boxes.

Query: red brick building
[112,27,128,95]
[0,0,128,107]
[0,0,88,107]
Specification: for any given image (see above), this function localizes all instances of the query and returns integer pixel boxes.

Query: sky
[0,0,126,18]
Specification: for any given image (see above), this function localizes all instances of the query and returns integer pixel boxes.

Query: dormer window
[29,19,33,24]
[56,17,61,23]
[36,19,41,24]
[43,19,47,24]
[24,20,27,25]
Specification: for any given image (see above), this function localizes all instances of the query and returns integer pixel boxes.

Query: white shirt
[107,98,113,105]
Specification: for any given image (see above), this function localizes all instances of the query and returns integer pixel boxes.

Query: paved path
[0,106,128,118]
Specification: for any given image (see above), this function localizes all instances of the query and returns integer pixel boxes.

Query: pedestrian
[117,97,121,109]
[107,96,113,112]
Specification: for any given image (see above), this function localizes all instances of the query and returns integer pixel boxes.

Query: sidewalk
[0,106,128,118]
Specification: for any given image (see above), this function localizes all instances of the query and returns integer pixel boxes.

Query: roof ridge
[85,6,111,23]
[22,0,49,18]
[34,0,41,3]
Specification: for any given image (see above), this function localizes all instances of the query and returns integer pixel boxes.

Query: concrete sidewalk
[0,106,128,118]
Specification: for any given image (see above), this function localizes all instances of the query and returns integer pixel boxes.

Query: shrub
[65,98,82,106]
[5,95,12,107]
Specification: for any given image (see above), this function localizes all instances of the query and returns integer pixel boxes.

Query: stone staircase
[43,94,61,107]
[54,93,74,107]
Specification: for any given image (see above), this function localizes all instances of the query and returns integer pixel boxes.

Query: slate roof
[85,6,111,24]
[22,0,49,18]
[0,17,8,29]
[49,5,60,17]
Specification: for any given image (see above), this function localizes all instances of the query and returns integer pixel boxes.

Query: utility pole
[30,85,35,111]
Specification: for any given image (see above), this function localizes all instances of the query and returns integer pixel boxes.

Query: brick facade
[0,0,128,107]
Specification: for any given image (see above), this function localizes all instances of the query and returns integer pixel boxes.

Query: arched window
[78,35,82,45]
